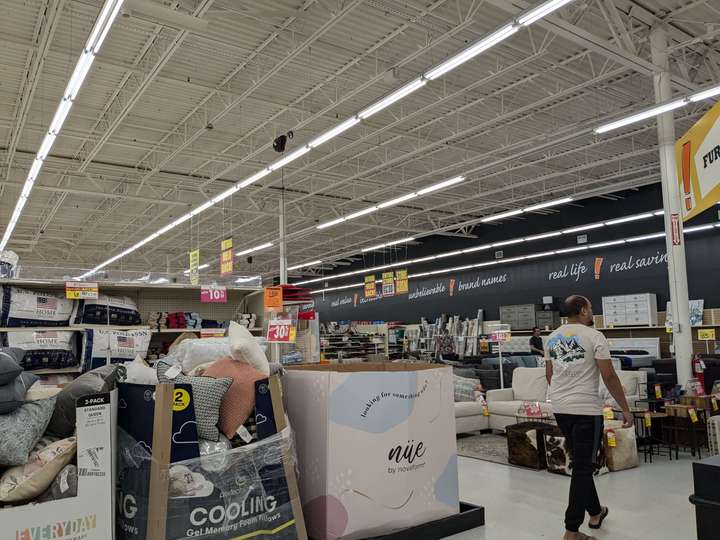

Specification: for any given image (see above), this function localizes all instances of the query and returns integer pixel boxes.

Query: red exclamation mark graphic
[594,257,604,281]
[682,141,693,212]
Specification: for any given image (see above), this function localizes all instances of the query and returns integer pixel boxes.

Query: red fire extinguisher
[692,354,706,394]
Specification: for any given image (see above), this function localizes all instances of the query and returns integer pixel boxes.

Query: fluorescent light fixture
[627,232,666,242]
[183,263,210,274]
[236,242,273,257]
[311,282,364,295]
[411,255,437,264]
[149,277,169,284]
[436,250,464,259]
[605,213,653,225]
[526,251,555,259]
[556,246,588,254]
[417,175,465,195]
[594,99,687,134]
[654,210,665,216]
[358,78,426,119]
[481,209,523,223]
[308,117,360,148]
[689,84,720,102]
[684,224,715,233]
[518,0,576,26]
[0,0,123,253]
[493,238,525,247]
[287,260,323,271]
[317,217,347,230]
[190,200,216,216]
[563,223,605,234]
[463,244,491,253]
[240,168,271,188]
[525,231,562,241]
[524,197,574,212]
[498,256,526,264]
[474,261,498,268]
[425,23,518,80]
[590,240,626,249]
[235,276,260,283]
[377,193,417,209]
[362,237,415,252]
[268,145,311,171]
[345,206,379,220]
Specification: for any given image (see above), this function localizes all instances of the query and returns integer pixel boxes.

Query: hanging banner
[382,271,395,297]
[396,268,409,294]
[264,286,283,310]
[676,99,720,221]
[65,281,99,299]
[188,249,200,285]
[220,237,233,276]
[364,274,376,298]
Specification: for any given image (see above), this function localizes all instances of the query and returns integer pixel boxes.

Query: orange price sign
[264,287,283,310]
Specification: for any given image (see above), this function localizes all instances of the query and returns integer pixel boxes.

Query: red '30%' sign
[267,319,296,343]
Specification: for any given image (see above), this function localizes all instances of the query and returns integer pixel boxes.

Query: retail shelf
[30,367,82,375]
[0,278,261,293]
[0,325,152,332]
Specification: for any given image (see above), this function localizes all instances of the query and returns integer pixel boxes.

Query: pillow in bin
[37,464,78,503]
[0,397,56,466]
[229,321,269,375]
[0,347,24,385]
[0,371,39,414]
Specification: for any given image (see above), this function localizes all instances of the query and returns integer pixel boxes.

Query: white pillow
[173,338,231,374]
[25,382,62,401]
[123,356,158,385]
[229,321,269,375]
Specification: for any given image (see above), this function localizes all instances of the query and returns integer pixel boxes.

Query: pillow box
[47,364,124,438]
[0,371,39,414]
[156,359,232,441]
[71,294,141,325]
[0,330,78,371]
[0,286,74,327]
[0,347,24,384]
[0,436,77,503]
[203,357,267,439]
[36,464,78,503]
[603,420,639,472]
[171,337,230,374]
[229,321,270,375]
[81,328,151,372]
[0,397,56,466]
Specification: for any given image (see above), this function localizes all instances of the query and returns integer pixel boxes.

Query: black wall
[315,233,720,322]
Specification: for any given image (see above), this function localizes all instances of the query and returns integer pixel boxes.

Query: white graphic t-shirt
[545,323,610,416]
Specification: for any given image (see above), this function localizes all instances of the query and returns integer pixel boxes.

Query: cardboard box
[2,391,117,540]
[284,363,459,540]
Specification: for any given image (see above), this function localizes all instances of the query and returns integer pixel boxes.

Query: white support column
[279,171,288,285]
[650,26,693,386]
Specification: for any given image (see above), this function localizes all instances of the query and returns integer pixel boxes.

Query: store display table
[664,405,710,459]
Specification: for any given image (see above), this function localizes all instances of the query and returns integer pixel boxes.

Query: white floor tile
[444,454,697,539]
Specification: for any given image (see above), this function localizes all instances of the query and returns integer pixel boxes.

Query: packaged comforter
[0,286,75,327]
[81,328,151,372]
[0,330,78,370]
[72,294,142,325]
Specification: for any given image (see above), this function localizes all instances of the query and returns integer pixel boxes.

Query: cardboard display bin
[2,390,118,540]
[284,363,459,540]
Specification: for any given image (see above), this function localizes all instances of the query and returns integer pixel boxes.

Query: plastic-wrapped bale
[604,420,639,472]
[506,422,556,470]
[81,329,151,372]
[0,330,78,370]
[0,286,74,327]
[71,294,141,325]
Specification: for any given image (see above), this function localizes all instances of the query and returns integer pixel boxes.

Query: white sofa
[455,402,490,434]
[486,367,647,432]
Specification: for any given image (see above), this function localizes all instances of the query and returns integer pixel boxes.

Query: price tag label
[267,319,296,343]
[689,408,699,423]
[712,398,718,412]
[644,411,652,428]
[482,405,489,417]
[200,285,227,303]
[606,431,617,448]
[200,329,225,339]
[603,407,615,421]
[264,287,283,310]
[655,384,662,399]
[164,364,182,380]
[65,281,99,300]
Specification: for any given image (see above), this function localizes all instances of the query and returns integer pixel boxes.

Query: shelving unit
[321,333,388,362]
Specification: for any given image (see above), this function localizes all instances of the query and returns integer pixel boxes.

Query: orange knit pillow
[203,357,266,439]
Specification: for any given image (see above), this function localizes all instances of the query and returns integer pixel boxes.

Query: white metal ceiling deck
[0,0,719,279]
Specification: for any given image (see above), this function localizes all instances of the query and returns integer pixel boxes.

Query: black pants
[554,413,604,532]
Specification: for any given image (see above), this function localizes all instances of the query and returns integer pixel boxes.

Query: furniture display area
[454,401,489,434]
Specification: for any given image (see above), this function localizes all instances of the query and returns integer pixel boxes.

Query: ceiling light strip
[0,0,124,252]
[287,260,323,271]
[297,208,665,286]
[480,197,574,223]
[311,221,720,294]
[361,237,415,253]
[595,82,720,134]
[73,0,575,276]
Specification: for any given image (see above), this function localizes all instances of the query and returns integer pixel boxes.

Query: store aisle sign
[65,281,98,299]
[396,268,409,294]
[676,99,720,221]
[264,286,283,310]
[364,274,376,298]
[189,249,200,285]
[200,285,227,303]
[382,271,395,296]
[220,237,233,276]
[267,319,296,343]
[699,328,716,341]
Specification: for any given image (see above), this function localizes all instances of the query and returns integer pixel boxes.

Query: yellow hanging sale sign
[675,100,720,221]
[395,268,409,294]
[220,238,233,277]
[189,249,200,285]
[364,275,376,298]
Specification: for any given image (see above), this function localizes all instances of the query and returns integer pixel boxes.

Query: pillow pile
[0,347,39,414]
[453,373,484,402]
[229,321,269,375]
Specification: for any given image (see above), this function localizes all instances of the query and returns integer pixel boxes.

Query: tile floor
[444,454,698,540]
